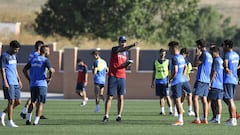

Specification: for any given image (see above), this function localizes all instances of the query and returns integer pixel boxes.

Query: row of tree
[34,0,240,47]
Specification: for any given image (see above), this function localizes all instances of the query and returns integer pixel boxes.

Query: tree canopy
[35,0,238,47]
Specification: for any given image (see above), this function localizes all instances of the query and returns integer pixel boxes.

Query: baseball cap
[118,36,127,42]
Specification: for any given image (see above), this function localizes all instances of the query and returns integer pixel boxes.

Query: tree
[35,0,157,40]
[35,0,238,47]
[151,0,199,47]
[192,6,237,45]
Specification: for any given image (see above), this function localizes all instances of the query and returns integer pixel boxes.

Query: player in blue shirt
[0,40,22,127]
[23,45,55,125]
[91,50,108,112]
[168,41,186,126]
[208,46,223,124]
[222,40,239,126]
[179,48,195,116]
[192,39,213,124]
[20,40,48,120]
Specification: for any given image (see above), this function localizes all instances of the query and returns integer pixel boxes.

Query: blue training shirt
[211,56,223,90]
[223,51,239,85]
[171,54,186,86]
[25,55,51,87]
[93,58,108,85]
[196,50,213,83]
[29,51,39,61]
[0,52,19,85]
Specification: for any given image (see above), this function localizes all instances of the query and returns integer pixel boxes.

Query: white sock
[161,107,165,113]
[22,107,28,114]
[34,116,40,124]
[174,105,177,112]
[169,106,173,112]
[27,113,32,121]
[188,106,192,112]
[105,114,109,118]
[216,114,221,121]
[233,118,237,123]
[117,114,121,117]
[8,119,13,124]
[178,114,183,122]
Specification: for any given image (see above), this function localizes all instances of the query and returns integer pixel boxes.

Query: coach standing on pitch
[102,36,138,122]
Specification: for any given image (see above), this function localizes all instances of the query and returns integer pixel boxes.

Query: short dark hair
[9,40,21,48]
[180,48,189,55]
[168,41,179,47]
[40,45,49,54]
[223,40,233,48]
[91,50,100,55]
[195,39,206,47]
[211,46,220,53]
[35,40,44,50]
[209,43,217,52]
[77,58,83,63]
[159,48,166,53]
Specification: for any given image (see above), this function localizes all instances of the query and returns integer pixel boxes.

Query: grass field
[0,99,240,135]
[1,0,240,50]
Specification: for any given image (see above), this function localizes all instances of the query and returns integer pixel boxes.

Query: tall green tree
[35,0,238,47]
[35,0,158,40]
[192,6,237,45]
[152,0,199,47]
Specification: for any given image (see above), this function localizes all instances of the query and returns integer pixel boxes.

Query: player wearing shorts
[0,40,22,127]
[23,45,55,125]
[151,48,173,115]
[92,50,108,112]
[208,46,223,124]
[168,41,186,126]
[102,36,138,122]
[176,48,194,117]
[20,40,47,120]
[222,40,239,126]
[76,59,88,106]
[192,39,213,124]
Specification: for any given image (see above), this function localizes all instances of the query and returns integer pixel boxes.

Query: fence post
[63,47,78,98]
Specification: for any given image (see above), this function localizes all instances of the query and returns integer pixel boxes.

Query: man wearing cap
[102,36,138,122]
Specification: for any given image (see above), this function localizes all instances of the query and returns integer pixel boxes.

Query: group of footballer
[152,39,240,126]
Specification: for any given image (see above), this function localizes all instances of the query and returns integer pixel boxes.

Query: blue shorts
[94,83,105,89]
[31,86,47,103]
[193,81,209,97]
[3,85,21,100]
[171,83,183,98]
[76,83,86,92]
[155,83,170,97]
[182,81,192,94]
[208,88,223,100]
[107,76,126,96]
[223,84,237,99]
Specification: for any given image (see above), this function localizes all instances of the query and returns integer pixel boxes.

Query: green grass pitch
[0,99,240,135]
